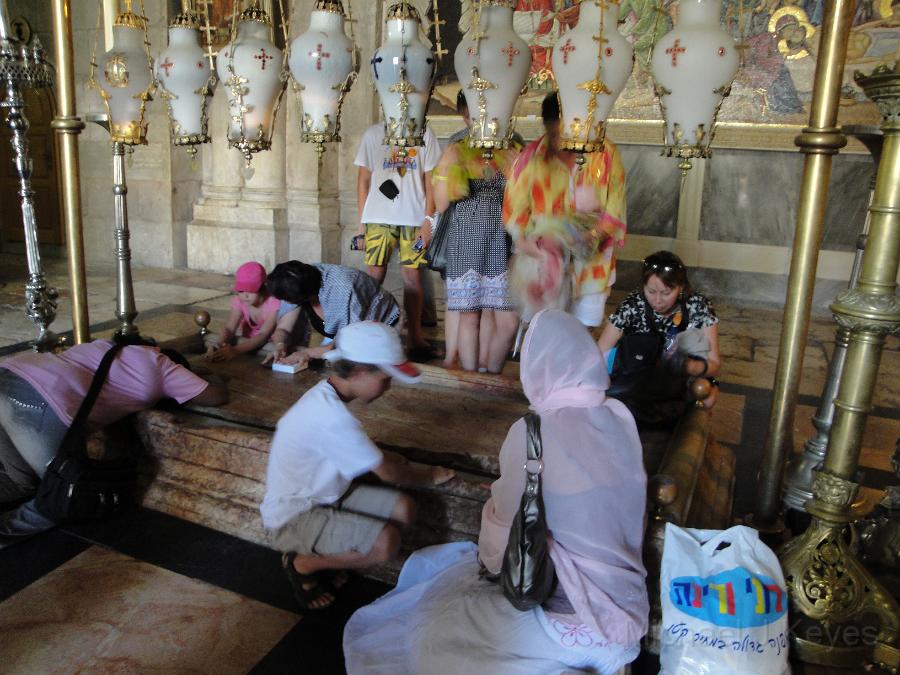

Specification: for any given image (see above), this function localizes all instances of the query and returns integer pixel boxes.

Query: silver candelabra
[0,2,62,351]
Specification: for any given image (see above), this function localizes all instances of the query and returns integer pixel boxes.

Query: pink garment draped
[478,309,649,647]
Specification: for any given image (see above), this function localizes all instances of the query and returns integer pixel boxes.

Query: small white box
[271,361,307,374]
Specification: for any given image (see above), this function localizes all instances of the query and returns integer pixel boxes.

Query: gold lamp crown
[114,0,147,30]
[385,2,422,22]
[240,0,272,25]
[315,0,346,15]
[170,5,202,29]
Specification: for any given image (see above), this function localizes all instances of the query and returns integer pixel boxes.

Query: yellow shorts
[364,223,426,268]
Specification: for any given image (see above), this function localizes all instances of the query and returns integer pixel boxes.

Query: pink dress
[232,295,281,339]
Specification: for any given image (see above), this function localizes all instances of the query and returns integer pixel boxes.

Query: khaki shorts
[267,484,402,556]
[364,224,426,268]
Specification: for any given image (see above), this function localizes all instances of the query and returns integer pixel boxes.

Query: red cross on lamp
[156,0,216,158]
[651,0,739,174]
[454,0,530,158]
[551,0,633,162]
[288,0,359,157]
[216,0,285,165]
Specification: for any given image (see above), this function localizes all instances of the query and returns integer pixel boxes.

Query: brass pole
[827,72,900,480]
[752,0,854,528]
[779,64,900,672]
[50,0,90,343]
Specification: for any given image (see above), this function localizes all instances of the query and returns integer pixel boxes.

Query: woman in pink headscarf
[344,310,648,674]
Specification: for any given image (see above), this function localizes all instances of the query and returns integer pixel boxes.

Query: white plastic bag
[659,524,791,675]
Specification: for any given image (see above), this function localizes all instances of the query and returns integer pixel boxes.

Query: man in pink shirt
[0,340,227,546]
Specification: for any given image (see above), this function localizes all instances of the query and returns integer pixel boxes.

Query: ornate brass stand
[782,125,882,515]
[0,6,61,351]
[87,113,139,337]
[780,64,900,672]
[752,0,855,529]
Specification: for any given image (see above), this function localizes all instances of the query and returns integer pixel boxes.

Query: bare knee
[390,493,416,528]
[401,267,422,290]
[369,523,402,564]
[459,312,480,327]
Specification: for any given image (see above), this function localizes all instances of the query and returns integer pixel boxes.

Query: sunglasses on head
[643,257,684,273]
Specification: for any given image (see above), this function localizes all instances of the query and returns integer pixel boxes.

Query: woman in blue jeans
[0,341,226,547]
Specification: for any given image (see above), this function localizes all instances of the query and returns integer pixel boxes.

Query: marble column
[285,93,341,263]
[188,80,288,272]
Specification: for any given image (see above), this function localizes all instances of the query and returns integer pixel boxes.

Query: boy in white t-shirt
[261,321,454,611]
[354,124,441,359]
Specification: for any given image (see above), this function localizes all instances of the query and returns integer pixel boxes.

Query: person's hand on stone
[208,344,236,362]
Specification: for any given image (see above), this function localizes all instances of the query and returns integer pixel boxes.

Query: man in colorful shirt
[502,93,627,327]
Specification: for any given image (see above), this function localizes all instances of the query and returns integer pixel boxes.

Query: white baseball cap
[323,321,422,384]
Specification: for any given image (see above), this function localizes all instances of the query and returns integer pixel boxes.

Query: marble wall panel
[701,148,874,251]
[620,145,679,239]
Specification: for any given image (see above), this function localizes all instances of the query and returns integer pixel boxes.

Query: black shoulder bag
[34,342,138,523]
[501,413,557,611]
[424,205,453,276]
[608,301,665,400]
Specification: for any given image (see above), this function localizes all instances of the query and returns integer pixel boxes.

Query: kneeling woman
[598,250,721,417]
[343,310,648,674]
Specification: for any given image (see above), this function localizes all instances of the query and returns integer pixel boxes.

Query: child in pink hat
[207,261,282,362]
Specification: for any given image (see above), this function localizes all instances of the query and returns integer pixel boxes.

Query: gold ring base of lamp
[110,121,148,146]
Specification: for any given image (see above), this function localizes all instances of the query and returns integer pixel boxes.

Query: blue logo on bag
[669,567,786,629]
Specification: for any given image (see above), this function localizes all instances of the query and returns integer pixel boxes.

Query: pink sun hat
[234,261,267,293]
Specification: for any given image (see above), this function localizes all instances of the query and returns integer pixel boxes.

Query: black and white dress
[445,173,513,313]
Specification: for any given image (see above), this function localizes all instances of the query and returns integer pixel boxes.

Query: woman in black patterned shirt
[597,251,721,413]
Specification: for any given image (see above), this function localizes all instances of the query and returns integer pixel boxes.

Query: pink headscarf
[520,309,609,413]
[479,309,649,647]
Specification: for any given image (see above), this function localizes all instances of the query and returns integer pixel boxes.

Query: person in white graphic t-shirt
[354,125,441,360]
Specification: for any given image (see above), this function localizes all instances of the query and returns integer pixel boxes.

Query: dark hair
[265,261,323,304]
[456,89,468,114]
[641,250,692,296]
[331,359,380,379]
[160,348,192,371]
[541,92,560,124]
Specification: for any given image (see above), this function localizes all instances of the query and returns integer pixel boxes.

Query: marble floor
[0,252,896,673]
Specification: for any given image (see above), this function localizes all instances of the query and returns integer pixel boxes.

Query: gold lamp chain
[137,0,155,92]
[87,0,104,93]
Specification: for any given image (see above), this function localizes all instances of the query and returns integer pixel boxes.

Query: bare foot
[431,467,455,486]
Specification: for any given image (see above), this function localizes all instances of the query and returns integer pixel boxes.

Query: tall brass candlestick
[51,0,90,344]
[782,126,882,516]
[751,0,854,529]
[779,64,900,672]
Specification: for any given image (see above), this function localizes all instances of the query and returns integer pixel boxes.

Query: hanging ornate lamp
[93,0,155,145]
[454,0,530,157]
[650,0,738,174]
[288,0,358,157]
[156,0,216,158]
[372,1,434,155]
[216,0,285,165]
[551,0,633,164]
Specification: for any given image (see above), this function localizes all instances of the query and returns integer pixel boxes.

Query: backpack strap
[56,341,127,460]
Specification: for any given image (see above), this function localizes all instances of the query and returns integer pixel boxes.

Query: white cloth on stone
[343,541,639,675]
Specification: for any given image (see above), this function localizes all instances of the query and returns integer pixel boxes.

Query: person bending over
[0,340,227,547]
[206,261,281,362]
[263,260,401,367]
[260,321,454,611]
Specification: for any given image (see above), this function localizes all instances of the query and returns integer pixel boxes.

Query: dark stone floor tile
[0,528,90,601]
